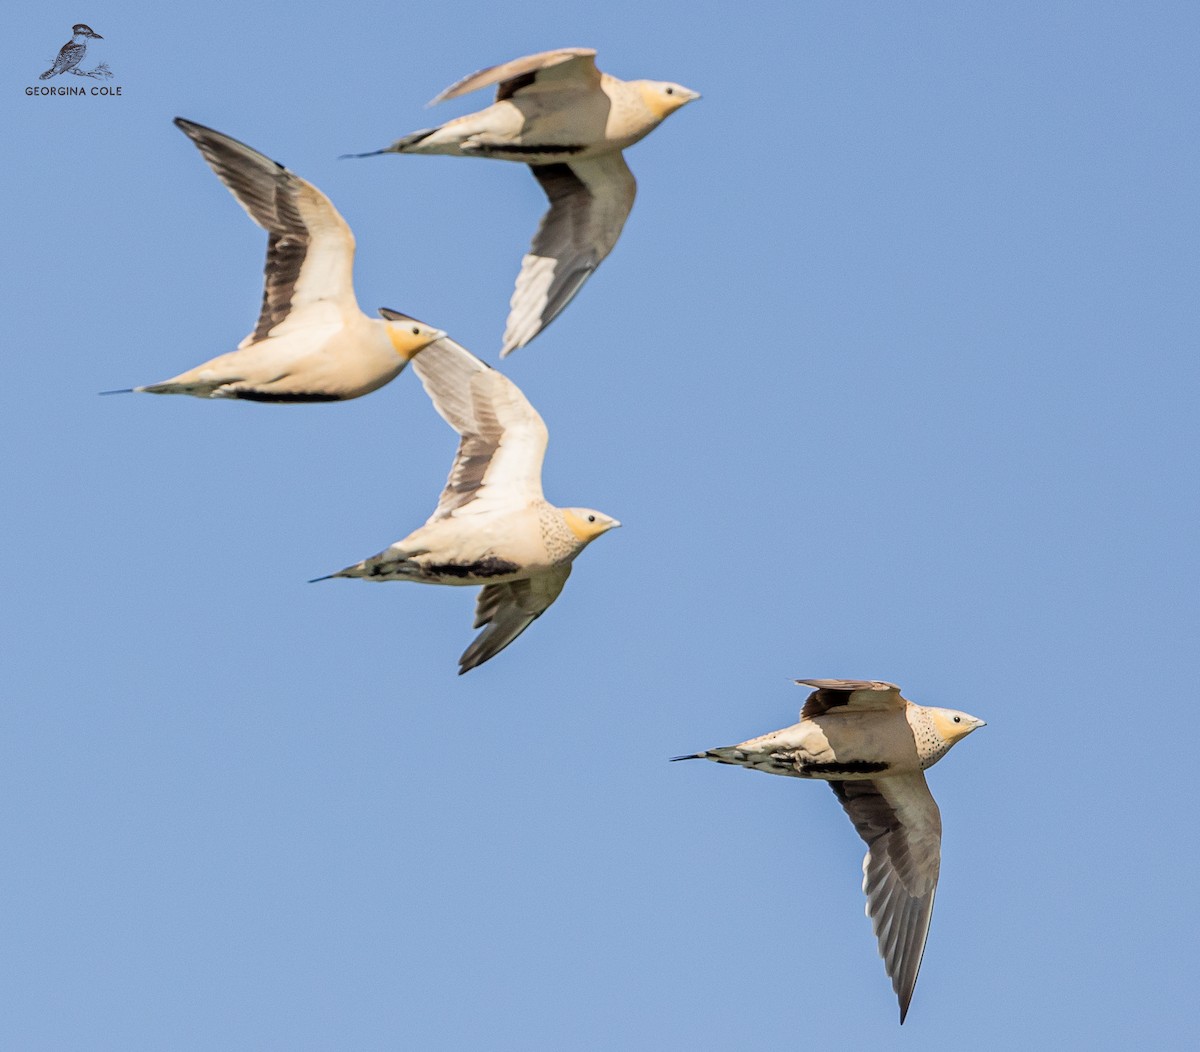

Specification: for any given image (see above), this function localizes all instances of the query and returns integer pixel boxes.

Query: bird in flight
[40,24,103,80]
[108,119,445,402]
[314,336,620,673]
[350,48,698,356]
[674,679,986,1023]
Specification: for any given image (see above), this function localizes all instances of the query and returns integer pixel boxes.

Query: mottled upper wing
[797,679,906,720]
[47,41,85,76]
[174,118,357,345]
[830,774,942,1024]
[429,48,601,105]
[459,567,571,673]
[501,154,637,356]
[410,338,549,520]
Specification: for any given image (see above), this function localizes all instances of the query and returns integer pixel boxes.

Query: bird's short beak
[429,329,447,341]
[91,31,104,38]
[611,519,622,529]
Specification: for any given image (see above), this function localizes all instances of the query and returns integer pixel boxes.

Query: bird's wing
[797,679,906,720]
[56,42,84,73]
[501,154,637,356]
[410,338,549,520]
[459,567,571,673]
[830,774,942,1024]
[174,118,358,345]
[430,48,601,105]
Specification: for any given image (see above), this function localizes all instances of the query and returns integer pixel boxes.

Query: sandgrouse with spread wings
[351,48,698,356]
[674,679,985,1023]
[111,119,445,402]
[314,337,619,673]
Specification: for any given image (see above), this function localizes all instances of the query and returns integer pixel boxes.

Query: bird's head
[377,308,446,362]
[927,708,987,747]
[634,81,701,120]
[561,508,621,545]
[73,24,103,39]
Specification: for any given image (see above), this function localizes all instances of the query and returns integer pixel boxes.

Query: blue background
[3,2,1198,1047]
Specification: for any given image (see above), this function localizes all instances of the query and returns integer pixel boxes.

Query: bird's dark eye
[953,716,961,723]
[666,87,674,95]
[411,326,420,335]
[588,515,596,522]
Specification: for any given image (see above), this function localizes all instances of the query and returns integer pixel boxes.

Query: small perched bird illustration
[108,119,445,402]
[674,679,986,1023]
[40,24,103,80]
[350,48,699,356]
[314,337,620,673]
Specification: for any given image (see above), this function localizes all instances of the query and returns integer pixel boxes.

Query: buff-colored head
[561,508,621,545]
[927,707,987,748]
[377,308,446,362]
[634,80,701,121]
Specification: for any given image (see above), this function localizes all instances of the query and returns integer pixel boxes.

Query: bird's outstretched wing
[430,48,601,105]
[830,774,942,1024]
[459,567,571,673]
[797,679,906,720]
[410,338,549,520]
[174,117,358,345]
[501,154,636,355]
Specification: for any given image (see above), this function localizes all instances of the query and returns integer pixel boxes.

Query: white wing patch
[501,153,637,355]
[410,339,549,520]
[174,118,358,346]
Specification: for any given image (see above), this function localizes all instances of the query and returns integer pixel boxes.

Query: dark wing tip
[669,753,703,762]
[173,116,213,140]
[174,116,288,176]
[457,643,482,675]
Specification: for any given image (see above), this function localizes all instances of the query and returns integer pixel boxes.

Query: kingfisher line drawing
[40,24,110,80]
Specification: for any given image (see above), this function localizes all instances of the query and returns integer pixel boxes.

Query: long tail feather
[340,128,438,160]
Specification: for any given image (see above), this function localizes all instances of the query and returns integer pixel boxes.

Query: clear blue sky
[3,1,1198,1048]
